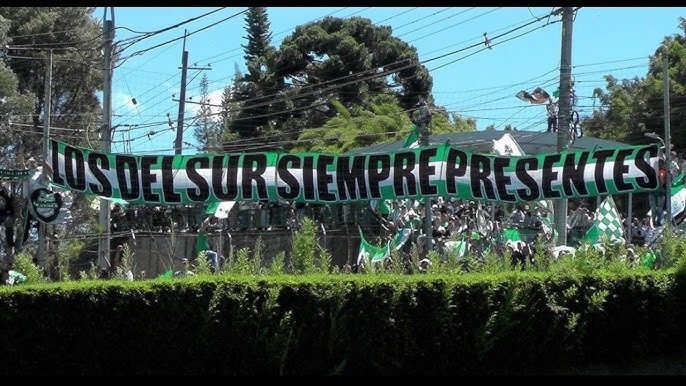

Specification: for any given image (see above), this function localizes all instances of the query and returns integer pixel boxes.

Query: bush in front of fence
[1,268,685,375]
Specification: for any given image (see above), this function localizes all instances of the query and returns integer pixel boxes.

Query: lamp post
[414,99,432,255]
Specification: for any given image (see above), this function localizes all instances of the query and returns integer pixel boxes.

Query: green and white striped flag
[584,196,624,245]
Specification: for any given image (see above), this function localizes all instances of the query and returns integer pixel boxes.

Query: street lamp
[645,132,664,144]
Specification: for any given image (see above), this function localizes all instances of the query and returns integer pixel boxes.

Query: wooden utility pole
[663,54,672,228]
[37,49,52,268]
[175,30,189,155]
[553,7,574,246]
[98,8,115,270]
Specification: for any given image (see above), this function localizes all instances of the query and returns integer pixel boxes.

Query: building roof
[345,130,632,156]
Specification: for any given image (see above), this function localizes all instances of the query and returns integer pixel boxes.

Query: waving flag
[403,126,420,149]
[357,227,390,265]
[584,196,624,245]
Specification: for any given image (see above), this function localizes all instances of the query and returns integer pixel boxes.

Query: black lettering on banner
[470,154,496,200]
[87,152,112,197]
[51,140,64,185]
[515,158,540,201]
[141,156,160,202]
[446,148,467,195]
[336,156,368,201]
[542,154,562,199]
[212,155,239,200]
[186,157,210,202]
[64,146,86,191]
[317,155,336,201]
[613,148,634,192]
[161,156,181,203]
[116,155,140,200]
[303,156,315,201]
[242,154,268,200]
[277,155,300,200]
[634,145,658,189]
[419,148,438,195]
[368,154,391,199]
[493,157,515,202]
[393,152,417,197]
[592,149,615,194]
[562,151,589,196]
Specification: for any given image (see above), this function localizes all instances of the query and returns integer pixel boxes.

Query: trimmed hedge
[1,271,685,375]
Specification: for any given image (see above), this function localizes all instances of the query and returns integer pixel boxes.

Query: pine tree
[231,7,281,140]
[242,7,272,65]
[193,74,217,150]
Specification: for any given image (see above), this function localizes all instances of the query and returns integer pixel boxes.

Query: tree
[0,14,35,167]
[274,17,433,135]
[230,7,283,139]
[583,18,686,152]
[0,7,103,163]
[193,74,218,151]
[242,7,272,67]
[294,94,474,154]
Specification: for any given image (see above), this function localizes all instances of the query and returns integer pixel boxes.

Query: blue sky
[97,7,686,154]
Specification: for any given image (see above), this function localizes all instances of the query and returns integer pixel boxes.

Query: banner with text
[47,140,660,205]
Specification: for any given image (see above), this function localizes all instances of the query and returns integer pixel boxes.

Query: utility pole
[663,54,672,228]
[553,7,574,246]
[175,30,189,155]
[98,8,114,270]
[37,49,52,268]
[416,100,433,254]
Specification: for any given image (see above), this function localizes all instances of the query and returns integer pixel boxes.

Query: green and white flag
[584,196,624,245]
[503,227,524,252]
[391,228,412,250]
[445,240,468,258]
[403,126,420,149]
[357,227,390,265]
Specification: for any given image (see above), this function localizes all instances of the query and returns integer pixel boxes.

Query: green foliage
[583,18,686,152]
[115,244,134,280]
[0,272,681,374]
[253,237,265,275]
[292,217,318,274]
[657,228,686,269]
[270,252,286,275]
[229,247,252,275]
[194,252,213,276]
[0,7,103,163]
[57,240,83,281]
[317,243,333,274]
[12,252,44,284]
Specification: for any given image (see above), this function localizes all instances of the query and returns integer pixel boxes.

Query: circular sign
[30,188,63,223]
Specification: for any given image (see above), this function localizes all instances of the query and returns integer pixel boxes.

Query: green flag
[403,126,420,148]
[584,196,624,245]
[639,251,657,269]
[158,270,173,280]
[503,228,522,243]
[357,228,390,265]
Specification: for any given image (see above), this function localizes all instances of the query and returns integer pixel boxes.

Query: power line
[114,9,562,133]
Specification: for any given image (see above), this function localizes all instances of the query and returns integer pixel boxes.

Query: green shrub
[292,217,318,274]
[194,252,212,275]
[11,252,45,284]
[270,252,285,275]
[0,272,681,375]
[57,239,83,281]
[253,237,265,275]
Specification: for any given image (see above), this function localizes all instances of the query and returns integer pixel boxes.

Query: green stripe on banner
[46,139,661,205]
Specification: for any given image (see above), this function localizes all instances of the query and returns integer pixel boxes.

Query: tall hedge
[0,271,685,374]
